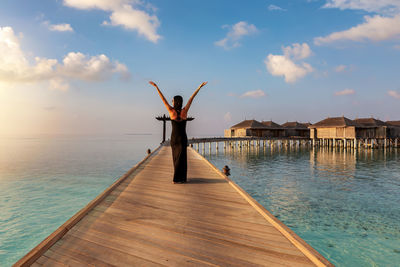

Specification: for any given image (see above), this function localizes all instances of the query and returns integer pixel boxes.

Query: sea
[0,134,399,266]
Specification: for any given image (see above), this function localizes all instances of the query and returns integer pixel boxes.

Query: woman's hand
[149,81,158,88]
[198,82,207,89]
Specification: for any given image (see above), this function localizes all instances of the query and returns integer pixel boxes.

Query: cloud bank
[265,43,313,83]
[240,89,266,98]
[63,0,161,43]
[268,4,287,11]
[215,21,258,50]
[334,89,355,96]
[0,26,129,90]
[48,23,74,32]
[315,15,400,45]
[388,90,400,99]
[323,0,400,15]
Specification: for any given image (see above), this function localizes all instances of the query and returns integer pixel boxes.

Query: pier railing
[163,137,400,151]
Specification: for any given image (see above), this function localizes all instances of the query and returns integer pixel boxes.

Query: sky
[0,0,400,136]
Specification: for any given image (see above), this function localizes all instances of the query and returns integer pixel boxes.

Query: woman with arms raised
[149,81,207,184]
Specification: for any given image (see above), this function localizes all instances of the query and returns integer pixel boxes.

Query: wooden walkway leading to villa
[15,146,332,267]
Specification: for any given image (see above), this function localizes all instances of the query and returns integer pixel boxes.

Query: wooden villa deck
[15,146,333,267]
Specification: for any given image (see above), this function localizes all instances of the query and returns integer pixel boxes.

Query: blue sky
[0,0,399,136]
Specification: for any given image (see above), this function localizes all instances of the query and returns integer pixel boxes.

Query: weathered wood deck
[15,146,333,267]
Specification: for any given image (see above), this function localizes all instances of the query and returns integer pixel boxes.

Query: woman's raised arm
[149,81,174,113]
[183,82,207,113]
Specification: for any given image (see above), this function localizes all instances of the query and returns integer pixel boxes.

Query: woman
[149,81,207,183]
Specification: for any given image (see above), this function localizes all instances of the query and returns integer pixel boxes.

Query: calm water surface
[205,145,400,267]
[0,134,160,266]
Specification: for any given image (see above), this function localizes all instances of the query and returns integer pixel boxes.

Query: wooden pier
[187,137,399,154]
[15,145,332,267]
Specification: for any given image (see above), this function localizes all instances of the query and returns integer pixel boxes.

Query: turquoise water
[204,145,400,267]
[0,134,160,266]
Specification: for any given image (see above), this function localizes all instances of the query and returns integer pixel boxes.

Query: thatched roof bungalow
[281,121,310,138]
[308,116,359,139]
[224,120,269,137]
[224,119,286,137]
[386,120,400,138]
[309,116,397,139]
[353,118,388,138]
[386,121,400,127]
[261,121,285,137]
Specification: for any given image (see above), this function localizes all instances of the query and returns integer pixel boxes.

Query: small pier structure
[15,145,332,267]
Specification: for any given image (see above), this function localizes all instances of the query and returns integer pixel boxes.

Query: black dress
[170,112,188,183]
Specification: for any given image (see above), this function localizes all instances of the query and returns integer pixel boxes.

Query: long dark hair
[173,95,183,112]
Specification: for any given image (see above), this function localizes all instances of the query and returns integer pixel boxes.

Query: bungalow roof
[354,118,387,127]
[261,121,284,129]
[281,121,310,129]
[230,120,268,129]
[309,116,358,128]
[386,120,400,127]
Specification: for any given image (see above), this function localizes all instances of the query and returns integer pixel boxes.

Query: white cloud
[264,43,313,83]
[240,89,266,98]
[215,21,258,49]
[314,15,400,45]
[282,43,312,60]
[323,0,400,15]
[63,0,129,10]
[335,65,347,72]
[334,88,355,96]
[224,112,232,122]
[388,90,400,99]
[0,26,129,90]
[48,23,74,32]
[63,0,161,43]
[268,4,287,11]
[60,52,127,81]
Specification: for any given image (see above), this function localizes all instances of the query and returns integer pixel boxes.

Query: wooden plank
[80,209,308,257]
[48,245,116,267]
[16,145,333,266]
[43,249,89,267]
[113,183,248,205]
[50,235,162,266]
[91,204,287,238]
[68,219,309,267]
[65,225,217,266]
[36,255,66,267]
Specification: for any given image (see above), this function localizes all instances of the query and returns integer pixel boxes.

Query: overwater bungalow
[353,118,387,139]
[309,116,399,148]
[224,119,268,137]
[386,121,400,138]
[281,121,310,138]
[224,119,285,137]
[261,120,285,137]
[309,116,357,139]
